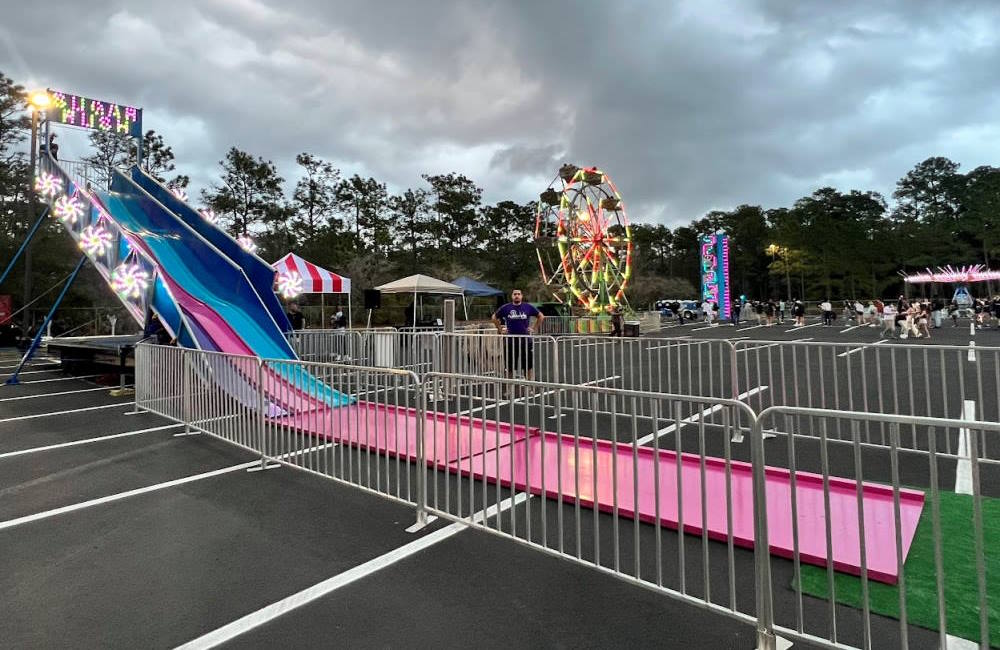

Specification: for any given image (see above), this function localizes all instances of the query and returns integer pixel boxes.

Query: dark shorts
[504,336,534,372]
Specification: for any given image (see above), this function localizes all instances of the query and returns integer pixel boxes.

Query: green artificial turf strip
[797,491,999,646]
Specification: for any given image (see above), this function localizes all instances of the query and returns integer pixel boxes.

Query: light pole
[23,90,51,335]
[767,243,793,302]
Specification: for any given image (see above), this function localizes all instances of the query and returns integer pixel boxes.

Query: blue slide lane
[100,174,350,406]
[129,167,292,333]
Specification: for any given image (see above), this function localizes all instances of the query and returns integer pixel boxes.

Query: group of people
[283,302,348,331]
[718,297,809,327]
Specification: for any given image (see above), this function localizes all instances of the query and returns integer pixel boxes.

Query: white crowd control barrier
[134,340,996,650]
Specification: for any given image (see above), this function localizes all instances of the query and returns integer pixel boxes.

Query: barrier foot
[756,634,792,650]
[406,512,437,533]
[173,430,201,437]
[248,457,281,473]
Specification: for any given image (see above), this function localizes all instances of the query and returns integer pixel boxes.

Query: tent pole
[463,295,468,320]
[348,293,352,330]
[321,293,326,328]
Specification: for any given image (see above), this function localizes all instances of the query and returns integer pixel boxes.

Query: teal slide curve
[96,169,350,407]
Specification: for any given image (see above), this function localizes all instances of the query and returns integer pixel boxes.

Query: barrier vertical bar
[750,416,776,650]
[249,358,278,472]
[181,348,191,434]
[411,378,430,530]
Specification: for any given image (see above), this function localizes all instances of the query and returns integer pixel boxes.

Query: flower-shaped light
[54,194,85,224]
[277,271,304,299]
[237,235,257,253]
[34,172,62,198]
[199,208,219,224]
[111,263,149,299]
[79,225,113,256]
[170,187,188,201]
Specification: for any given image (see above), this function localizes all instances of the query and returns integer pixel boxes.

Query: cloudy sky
[3,0,1000,226]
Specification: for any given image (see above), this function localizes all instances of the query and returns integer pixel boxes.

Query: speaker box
[364,289,381,309]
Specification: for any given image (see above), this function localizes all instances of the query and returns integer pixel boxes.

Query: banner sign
[700,234,731,319]
[46,89,143,138]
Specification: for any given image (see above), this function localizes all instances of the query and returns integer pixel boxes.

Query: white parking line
[0,424,183,459]
[0,460,260,532]
[18,374,99,384]
[0,368,65,377]
[636,386,768,445]
[175,491,530,649]
[0,402,125,424]
[689,324,722,332]
[735,324,766,332]
[789,322,822,331]
[464,375,621,416]
[955,400,976,495]
[840,325,865,333]
[736,338,813,353]
[0,385,129,403]
[836,340,887,357]
[0,360,60,370]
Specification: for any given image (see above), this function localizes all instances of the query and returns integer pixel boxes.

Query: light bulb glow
[35,172,62,198]
[237,235,257,253]
[199,208,218,224]
[79,225,113,256]
[111,263,149,299]
[53,194,85,224]
[277,271,304,299]
[170,187,188,201]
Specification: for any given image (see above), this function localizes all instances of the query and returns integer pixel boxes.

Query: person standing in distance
[492,289,545,380]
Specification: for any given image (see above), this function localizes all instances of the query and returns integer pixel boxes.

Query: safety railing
[758,405,1000,650]
[134,341,997,649]
[734,340,1000,458]
[414,371,765,640]
[287,329,360,363]
[135,343,423,505]
[134,343,186,421]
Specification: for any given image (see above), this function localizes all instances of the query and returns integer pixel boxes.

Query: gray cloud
[3,0,1000,226]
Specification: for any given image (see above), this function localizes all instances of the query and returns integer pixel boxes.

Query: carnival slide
[89,168,350,407]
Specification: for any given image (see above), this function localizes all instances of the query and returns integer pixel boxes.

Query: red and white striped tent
[273,252,350,293]
[272,252,351,327]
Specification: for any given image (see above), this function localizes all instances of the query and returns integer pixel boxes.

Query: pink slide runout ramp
[281,403,924,584]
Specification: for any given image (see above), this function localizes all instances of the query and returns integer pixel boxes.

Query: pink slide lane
[459,432,924,584]
[281,404,924,584]
[276,402,531,465]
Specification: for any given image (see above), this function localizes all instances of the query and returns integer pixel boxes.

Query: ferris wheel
[534,164,634,314]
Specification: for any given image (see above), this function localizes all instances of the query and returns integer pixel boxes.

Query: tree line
[2,69,999,331]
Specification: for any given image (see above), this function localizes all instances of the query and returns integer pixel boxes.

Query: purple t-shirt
[495,302,540,335]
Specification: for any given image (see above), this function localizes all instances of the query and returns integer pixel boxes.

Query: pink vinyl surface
[281,403,924,584]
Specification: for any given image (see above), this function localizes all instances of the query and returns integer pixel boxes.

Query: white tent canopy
[375,274,464,295]
[372,274,465,325]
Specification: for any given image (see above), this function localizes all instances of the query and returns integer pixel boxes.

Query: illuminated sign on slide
[700,234,731,319]
[46,89,142,138]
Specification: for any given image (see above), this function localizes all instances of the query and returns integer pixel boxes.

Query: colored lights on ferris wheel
[237,235,257,253]
[277,271,304,299]
[111,263,149,300]
[170,187,188,201]
[79,225,113,256]
[199,208,219,224]
[34,172,62,198]
[54,194,85,224]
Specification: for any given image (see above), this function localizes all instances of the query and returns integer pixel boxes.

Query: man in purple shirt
[492,289,545,379]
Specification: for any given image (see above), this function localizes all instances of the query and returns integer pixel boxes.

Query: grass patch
[797,491,999,646]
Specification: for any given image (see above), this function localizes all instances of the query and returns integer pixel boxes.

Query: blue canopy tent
[452,276,504,297]
[452,276,504,320]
